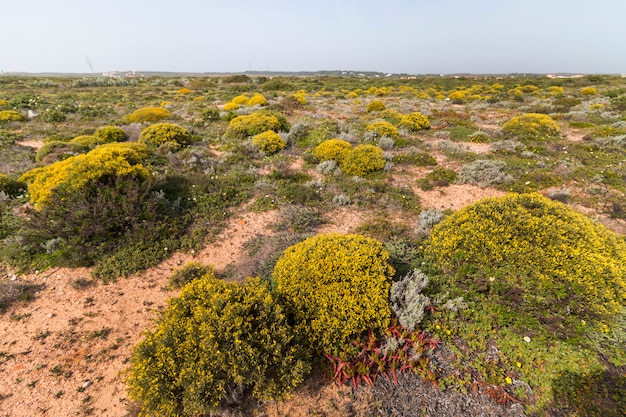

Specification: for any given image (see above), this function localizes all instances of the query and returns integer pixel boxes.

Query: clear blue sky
[1,0,624,74]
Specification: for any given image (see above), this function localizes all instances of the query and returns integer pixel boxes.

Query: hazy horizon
[2,0,625,75]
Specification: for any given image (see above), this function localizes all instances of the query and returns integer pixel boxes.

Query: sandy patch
[0,209,279,417]
[416,184,507,211]
[16,140,44,150]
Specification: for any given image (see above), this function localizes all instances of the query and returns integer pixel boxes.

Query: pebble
[82,380,91,389]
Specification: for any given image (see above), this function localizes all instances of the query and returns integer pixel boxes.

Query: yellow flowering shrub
[501,113,561,141]
[448,91,466,103]
[292,90,308,105]
[252,130,286,155]
[20,142,150,209]
[177,87,193,94]
[247,93,268,107]
[69,135,101,148]
[138,123,193,149]
[0,110,25,122]
[340,144,386,176]
[94,125,126,143]
[124,106,172,123]
[580,87,597,96]
[546,86,565,96]
[225,110,289,139]
[399,112,431,131]
[313,139,352,163]
[223,102,240,111]
[231,94,250,105]
[127,274,309,416]
[366,100,386,113]
[428,193,626,320]
[365,121,399,139]
[0,99,8,109]
[273,233,394,354]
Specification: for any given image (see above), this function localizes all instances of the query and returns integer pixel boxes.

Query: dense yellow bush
[365,121,399,139]
[313,139,352,163]
[292,90,308,105]
[501,113,560,140]
[366,100,386,112]
[231,94,250,105]
[0,110,25,122]
[138,123,193,149]
[448,91,466,103]
[247,93,268,107]
[399,112,430,131]
[20,142,150,208]
[127,274,309,416]
[69,135,101,148]
[428,193,626,320]
[340,144,386,176]
[225,110,289,138]
[580,87,597,95]
[94,125,126,143]
[177,87,193,94]
[546,86,565,96]
[124,106,172,123]
[252,130,286,155]
[273,233,394,354]
[223,102,240,111]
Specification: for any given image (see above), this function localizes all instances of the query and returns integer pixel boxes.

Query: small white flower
[489,276,495,282]
[523,336,531,343]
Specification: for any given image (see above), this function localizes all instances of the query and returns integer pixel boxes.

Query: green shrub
[427,193,626,321]
[365,121,399,139]
[94,126,127,143]
[379,109,403,125]
[399,112,430,132]
[199,107,220,122]
[35,140,89,163]
[273,233,394,354]
[225,110,289,139]
[169,262,213,288]
[0,174,25,196]
[139,123,193,149]
[313,139,352,163]
[366,100,386,113]
[341,144,386,176]
[20,142,151,208]
[124,106,172,123]
[252,130,286,155]
[501,113,561,141]
[127,274,309,416]
[41,109,66,123]
[0,110,25,122]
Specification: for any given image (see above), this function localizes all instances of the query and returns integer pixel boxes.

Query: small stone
[82,381,91,389]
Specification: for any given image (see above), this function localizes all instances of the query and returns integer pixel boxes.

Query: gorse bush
[69,135,101,148]
[427,193,626,321]
[20,142,150,208]
[252,130,286,155]
[127,274,309,416]
[501,113,561,141]
[273,233,394,354]
[366,100,386,112]
[0,110,25,122]
[340,144,386,176]
[94,125,127,143]
[225,110,290,139]
[247,92,268,107]
[313,139,352,163]
[365,121,399,139]
[580,87,597,96]
[139,123,193,149]
[399,112,430,131]
[124,106,172,123]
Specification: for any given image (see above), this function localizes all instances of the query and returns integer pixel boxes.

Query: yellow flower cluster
[252,130,286,155]
[20,142,150,208]
[313,138,352,163]
[399,112,431,132]
[365,120,399,139]
[366,100,386,113]
[0,110,25,122]
[123,106,172,123]
[428,193,626,319]
[501,113,561,141]
[224,110,288,139]
[273,233,395,354]
[138,123,193,149]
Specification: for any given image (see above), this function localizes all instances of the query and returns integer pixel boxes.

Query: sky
[1,0,625,75]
